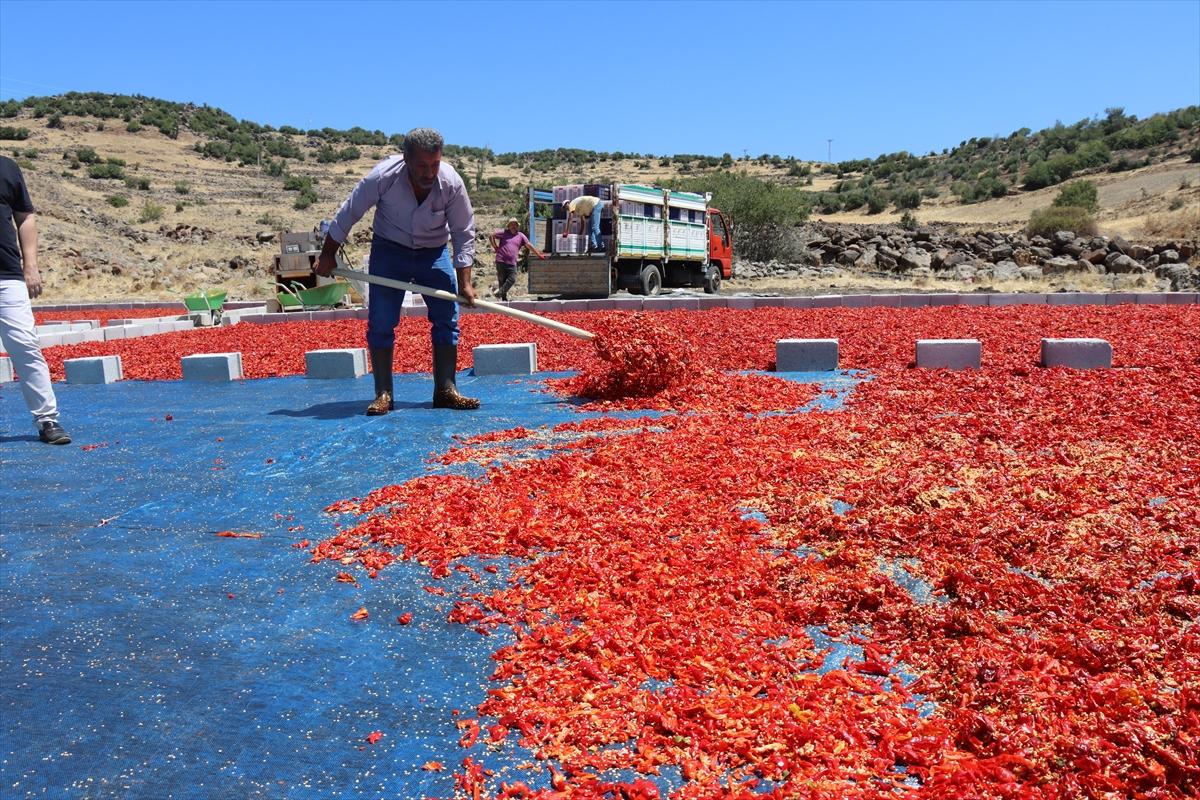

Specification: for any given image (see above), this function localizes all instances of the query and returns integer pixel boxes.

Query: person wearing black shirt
[0,156,69,444]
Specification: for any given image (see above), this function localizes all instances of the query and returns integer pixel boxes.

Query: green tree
[1052,180,1099,213]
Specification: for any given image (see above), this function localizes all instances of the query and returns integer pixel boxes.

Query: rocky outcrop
[734,222,1198,290]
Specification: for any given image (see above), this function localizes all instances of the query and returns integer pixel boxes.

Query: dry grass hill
[3,96,1197,303]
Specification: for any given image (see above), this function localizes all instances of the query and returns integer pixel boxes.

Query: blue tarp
[1,369,861,798]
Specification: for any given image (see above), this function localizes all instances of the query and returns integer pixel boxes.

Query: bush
[106,195,129,208]
[894,188,922,209]
[174,180,191,194]
[1027,206,1096,238]
[485,176,510,189]
[256,211,288,230]
[899,211,919,231]
[283,175,311,191]
[866,193,889,214]
[23,148,38,159]
[262,157,287,177]
[1052,180,1099,213]
[0,126,30,140]
[87,163,126,180]
[670,170,809,262]
[293,187,319,209]
[124,176,151,190]
[76,147,101,164]
[46,113,64,129]
[105,157,126,166]
[1190,144,1200,163]
[126,120,143,132]
[137,202,165,223]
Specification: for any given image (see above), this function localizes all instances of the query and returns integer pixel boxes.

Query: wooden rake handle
[331,268,596,341]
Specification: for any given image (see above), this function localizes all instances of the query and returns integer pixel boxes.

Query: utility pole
[742,148,748,160]
[827,139,833,163]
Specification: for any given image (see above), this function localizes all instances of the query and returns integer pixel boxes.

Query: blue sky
[1,1,1197,161]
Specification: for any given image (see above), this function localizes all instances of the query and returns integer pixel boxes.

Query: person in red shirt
[488,218,543,301]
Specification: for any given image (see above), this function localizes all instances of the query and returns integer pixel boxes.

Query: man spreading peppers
[315,127,479,414]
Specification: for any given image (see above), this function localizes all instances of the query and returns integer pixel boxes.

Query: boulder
[256,231,276,243]
[1157,264,1193,290]
[1089,236,1109,250]
[1105,254,1142,274]
[1019,266,1044,280]
[836,250,860,267]
[993,260,1020,281]
[1158,249,1180,264]
[1052,231,1076,248]
[856,249,877,269]
[1179,243,1196,259]
[1128,244,1153,261]
[899,247,932,271]
[988,244,1014,262]
[1110,236,1130,255]
[1082,249,1107,264]
[1042,256,1080,274]
[953,264,978,281]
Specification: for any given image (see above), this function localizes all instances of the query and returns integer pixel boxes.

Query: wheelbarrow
[276,281,351,311]
[172,288,228,324]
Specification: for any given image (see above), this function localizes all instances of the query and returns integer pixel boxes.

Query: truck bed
[527,253,610,297]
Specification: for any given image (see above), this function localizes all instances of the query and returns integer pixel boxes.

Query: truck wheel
[704,267,722,294]
[640,264,662,297]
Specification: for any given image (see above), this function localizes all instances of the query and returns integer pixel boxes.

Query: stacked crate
[551,184,612,253]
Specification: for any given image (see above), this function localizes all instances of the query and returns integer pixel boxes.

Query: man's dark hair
[403,128,444,157]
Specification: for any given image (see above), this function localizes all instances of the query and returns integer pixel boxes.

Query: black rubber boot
[367,347,394,415]
[431,344,479,410]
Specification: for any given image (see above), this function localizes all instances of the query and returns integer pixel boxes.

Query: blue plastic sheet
[1,368,865,798]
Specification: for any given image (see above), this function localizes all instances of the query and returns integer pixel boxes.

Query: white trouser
[0,278,58,426]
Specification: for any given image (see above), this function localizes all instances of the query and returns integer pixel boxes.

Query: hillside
[1,93,1196,302]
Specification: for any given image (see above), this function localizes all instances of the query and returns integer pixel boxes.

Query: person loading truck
[564,195,603,253]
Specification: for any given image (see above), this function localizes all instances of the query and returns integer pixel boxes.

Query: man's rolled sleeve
[327,170,382,244]
[445,184,476,270]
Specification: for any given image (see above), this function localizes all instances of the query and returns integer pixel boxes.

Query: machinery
[271,225,361,310]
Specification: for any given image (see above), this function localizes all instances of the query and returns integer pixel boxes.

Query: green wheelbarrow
[276,281,351,311]
[170,288,227,323]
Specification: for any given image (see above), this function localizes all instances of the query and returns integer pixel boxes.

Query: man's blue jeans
[588,208,603,250]
[366,236,459,348]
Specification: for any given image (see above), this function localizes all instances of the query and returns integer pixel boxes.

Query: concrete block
[172,320,193,332]
[1013,294,1047,304]
[508,301,538,312]
[1165,293,1199,304]
[958,294,990,306]
[328,309,358,321]
[37,333,63,348]
[916,339,981,370]
[812,295,843,308]
[101,326,126,341]
[751,298,791,308]
[586,299,617,311]
[1076,293,1109,306]
[239,315,268,325]
[139,322,162,335]
[725,297,756,310]
[670,298,700,311]
[696,297,727,310]
[71,320,100,330]
[776,339,839,372]
[1105,292,1137,305]
[641,298,674,310]
[988,293,1021,306]
[36,323,70,334]
[189,311,213,327]
[1047,293,1089,306]
[473,343,537,376]
[181,352,243,382]
[354,308,370,320]
[928,294,961,306]
[1136,293,1171,305]
[260,312,292,324]
[401,305,428,318]
[842,294,872,308]
[64,355,123,384]
[532,301,562,313]
[121,326,146,339]
[610,298,643,311]
[559,300,590,312]
[0,356,12,382]
[783,297,814,309]
[1041,338,1111,369]
[305,348,367,379]
[79,328,105,343]
[870,295,902,307]
[900,295,931,308]
[103,318,135,327]
[60,331,85,346]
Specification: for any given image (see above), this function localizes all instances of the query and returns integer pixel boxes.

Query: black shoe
[39,421,71,445]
